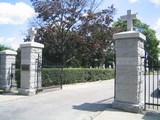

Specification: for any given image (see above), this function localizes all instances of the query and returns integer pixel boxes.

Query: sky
[0,0,160,50]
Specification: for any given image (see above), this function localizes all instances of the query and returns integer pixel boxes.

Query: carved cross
[120,10,137,31]
[28,27,37,42]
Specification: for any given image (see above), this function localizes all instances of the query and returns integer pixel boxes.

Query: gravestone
[0,50,17,92]
[18,28,44,95]
[112,10,146,113]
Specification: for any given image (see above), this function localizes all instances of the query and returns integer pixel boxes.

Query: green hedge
[42,68,62,87]
[15,68,114,87]
[42,68,114,86]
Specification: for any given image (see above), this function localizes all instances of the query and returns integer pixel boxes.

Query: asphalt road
[0,79,114,120]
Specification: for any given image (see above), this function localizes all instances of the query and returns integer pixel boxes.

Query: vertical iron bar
[157,59,159,110]
[144,52,147,110]
[11,64,13,88]
[153,61,155,109]
[37,54,40,93]
[10,63,15,88]
[114,49,116,101]
[148,61,150,108]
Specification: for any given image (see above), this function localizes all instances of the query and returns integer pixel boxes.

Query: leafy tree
[31,0,88,66]
[0,44,10,51]
[105,50,115,68]
[30,0,116,68]
[113,19,159,70]
[28,0,116,88]
[76,6,116,67]
[15,48,21,69]
[0,44,21,69]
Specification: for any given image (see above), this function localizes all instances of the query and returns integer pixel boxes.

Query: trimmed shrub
[15,68,114,87]
[42,68,114,86]
[63,68,86,84]
[42,68,62,87]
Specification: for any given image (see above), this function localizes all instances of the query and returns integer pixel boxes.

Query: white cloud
[150,0,160,6]
[0,37,21,50]
[154,20,160,31]
[0,37,5,43]
[128,0,139,3]
[0,2,35,25]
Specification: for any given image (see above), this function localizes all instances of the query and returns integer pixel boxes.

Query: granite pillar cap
[0,50,17,55]
[20,42,44,48]
[113,31,146,41]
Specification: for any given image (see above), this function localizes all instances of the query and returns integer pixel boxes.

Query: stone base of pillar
[112,101,144,113]
[18,88,36,96]
[36,87,43,93]
[0,85,11,92]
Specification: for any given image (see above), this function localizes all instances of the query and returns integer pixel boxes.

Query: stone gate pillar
[112,31,146,113]
[18,42,44,95]
[0,50,17,92]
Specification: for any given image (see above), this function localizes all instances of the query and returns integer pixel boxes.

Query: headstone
[121,10,137,31]
[102,64,105,69]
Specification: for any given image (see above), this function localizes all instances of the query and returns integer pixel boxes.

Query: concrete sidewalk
[94,108,160,120]
[0,90,26,103]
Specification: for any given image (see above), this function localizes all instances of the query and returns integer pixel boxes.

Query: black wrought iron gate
[144,52,160,110]
[36,55,62,92]
[10,63,16,88]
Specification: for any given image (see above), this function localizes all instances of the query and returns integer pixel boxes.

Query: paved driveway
[0,79,114,120]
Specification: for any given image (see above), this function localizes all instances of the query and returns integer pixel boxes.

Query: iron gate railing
[0,63,17,91]
[36,55,62,93]
[10,63,16,88]
[143,51,160,110]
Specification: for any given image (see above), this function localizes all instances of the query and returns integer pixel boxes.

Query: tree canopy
[0,44,11,51]
[30,0,116,67]
[113,19,159,69]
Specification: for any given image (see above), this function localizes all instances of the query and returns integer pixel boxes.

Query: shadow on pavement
[0,92,19,96]
[151,89,160,98]
[0,89,19,96]
[142,111,160,120]
[73,103,112,112]
[72,97,113,112]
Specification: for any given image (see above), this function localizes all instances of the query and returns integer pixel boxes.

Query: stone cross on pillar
[28,27,37,42]
[120,10,137,31]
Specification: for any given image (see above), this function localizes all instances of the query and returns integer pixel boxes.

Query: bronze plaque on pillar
[21,64,30,71]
